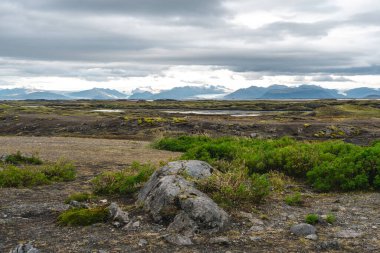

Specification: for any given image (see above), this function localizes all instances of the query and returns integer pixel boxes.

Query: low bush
[0,161,76,188]
[57,207,109,226]
[285,192,303,206]
[3,151,43,165]
[91,162,155,195]
[40,160,76,182]
[305,213,319,225]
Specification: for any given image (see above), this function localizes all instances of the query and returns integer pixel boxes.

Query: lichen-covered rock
[137,160,229,240]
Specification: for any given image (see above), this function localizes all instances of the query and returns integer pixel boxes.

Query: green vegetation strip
[0,152,76,188]
[154,136,380,192]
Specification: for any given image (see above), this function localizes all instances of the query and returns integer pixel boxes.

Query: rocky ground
[1,137,379,253]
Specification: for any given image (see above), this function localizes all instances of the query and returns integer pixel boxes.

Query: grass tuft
[3,151,43,165]
[325,213,337,224]
[91,162,155,195]
[57,207,109,226]
[305,213,319,225]
[285,192,303,206]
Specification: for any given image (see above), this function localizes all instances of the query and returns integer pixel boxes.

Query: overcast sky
[1,0,380,92]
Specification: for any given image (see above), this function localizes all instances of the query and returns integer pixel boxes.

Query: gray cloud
[0,0,379,86]
[24,0,226,16]
[311,76,352,82]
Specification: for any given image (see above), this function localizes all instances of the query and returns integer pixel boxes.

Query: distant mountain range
[0,85,379,100]
[129,86,227,100]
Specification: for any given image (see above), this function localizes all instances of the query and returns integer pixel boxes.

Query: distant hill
[260,85,343,99]
[19,92,69,100]
[0,88,29,99]
[345,87,380,98]
[68,88,128,100]
[128,91,155,100]
[365,94,380,99]
[224,86,268,100]
[225,85,344,100]
[128,86,228,100]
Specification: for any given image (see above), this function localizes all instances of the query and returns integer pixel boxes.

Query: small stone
[239,211,253,220]
[69,200,88,209]
[305,234,318,241]
[316,241,340,251]
[112,221,122,228]
[290,223,316,236]
[107,202,129,225]
[338,206,346,211]
[335,229,363,238]
[100,199,108,204]
[249,225,264,232]
[165,234,193,246]
[250,133,259,138]
[250,218,265,226]
[249,236,262,242]
[132,221,140,228]
[138,239,148,247]
[209,236,230,245]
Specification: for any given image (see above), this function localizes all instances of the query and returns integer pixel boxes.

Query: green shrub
[4,151,43,165]
[154,136,380,192]
[285,192,303,206]
[307,146,380,191]
[65,192,95,204]
[91,162,155,195]
[326,213,336,224]
[305,214,319,225]
[0,161,76,188]
[57,207,109,226]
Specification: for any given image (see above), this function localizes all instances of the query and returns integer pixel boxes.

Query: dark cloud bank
[0,0,379,87]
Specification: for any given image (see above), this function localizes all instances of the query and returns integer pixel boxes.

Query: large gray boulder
[137,161,229,244]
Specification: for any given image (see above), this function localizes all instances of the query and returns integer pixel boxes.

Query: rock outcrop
[137,161,229,245]
[9,243,40,253]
